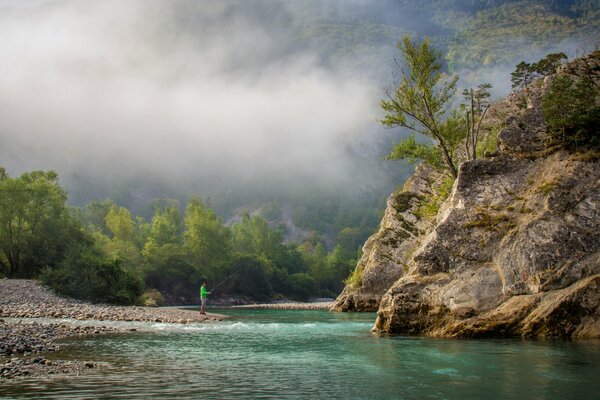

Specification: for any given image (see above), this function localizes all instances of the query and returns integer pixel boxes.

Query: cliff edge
[334,52,600,338]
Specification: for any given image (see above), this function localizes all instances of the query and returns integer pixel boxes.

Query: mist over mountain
[1,0,598,238]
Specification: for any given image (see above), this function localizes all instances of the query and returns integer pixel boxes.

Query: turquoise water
[2,308,600,399]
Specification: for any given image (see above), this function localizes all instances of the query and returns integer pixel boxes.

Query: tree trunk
[439,144,458,179]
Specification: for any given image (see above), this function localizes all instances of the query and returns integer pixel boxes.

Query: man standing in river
[200,282,210,315]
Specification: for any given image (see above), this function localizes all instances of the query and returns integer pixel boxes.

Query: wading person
[200,282,210,315]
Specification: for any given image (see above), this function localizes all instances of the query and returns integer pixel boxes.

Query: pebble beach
[0,279,224,379]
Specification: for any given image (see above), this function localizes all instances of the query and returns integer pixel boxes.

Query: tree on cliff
[511,52,568,89]
[380,34,461,179]
[462,83,493,160]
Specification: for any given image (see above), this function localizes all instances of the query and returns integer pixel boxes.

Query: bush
[144,249,200,303]
[227,255,274,301]
[41,243,142,305]
[542,75,600,149]
[138,288,165,307]
[287,273,317,301]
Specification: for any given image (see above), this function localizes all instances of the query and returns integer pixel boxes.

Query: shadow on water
[2,309,600,400]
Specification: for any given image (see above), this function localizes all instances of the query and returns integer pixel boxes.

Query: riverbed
[2,308,599,399]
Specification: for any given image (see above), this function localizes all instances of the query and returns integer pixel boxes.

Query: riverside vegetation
[0,173,357,305]
[334,40,600,338]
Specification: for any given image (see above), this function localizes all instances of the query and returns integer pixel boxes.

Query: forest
[0,167,358,305]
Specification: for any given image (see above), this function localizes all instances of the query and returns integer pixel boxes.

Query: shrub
[287,273,317,302]
[415,175,455,219]
[227,254,274,301]
[41,243,142,305]
[138,288,165,307]
[344,266,363,288]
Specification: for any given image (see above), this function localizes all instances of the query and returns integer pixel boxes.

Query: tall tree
[143,206,182,255]
[105,205,135,242]
[462,83,493,160]
[0,169,75,277]
[380,34,461,178]
[231,211,282,259]
[511,61,535,89]
[534,52,568,76]
[184,197,231,281]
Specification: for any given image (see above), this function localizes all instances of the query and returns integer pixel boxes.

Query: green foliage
[105,205,135,242]
[344,266,363,288]
[231,211,282,259]
[476,124,501,157]
[41,241,142,305]
[542,75,600,148]
[511,61,536,89]
[0,167,366,303]
[0,169,81,278]
[286,273,317,302]
[386,134,445,170]
[512,53,569,89]
[226,254,274,301]
[380,34,460,178]
[143,245,201,303]
[415,175,455,219]
[83,199,115,234]
[184,197,231,279]
[138,288,165,307]
[445,2,592,70]
[535,52,568,75]
[143,206,182,257]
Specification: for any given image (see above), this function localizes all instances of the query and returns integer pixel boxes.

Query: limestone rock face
[340,52,600,338]
[331,164,443,311]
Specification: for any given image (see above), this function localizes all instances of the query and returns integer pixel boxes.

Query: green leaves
[511,61,535,89]
[184,197,231,277]
[105,205,135,242]
[511,52,568,89]
[380,34,460,178]
[542,75,600,148]
[386,134,445,170]
[0,169,74,277]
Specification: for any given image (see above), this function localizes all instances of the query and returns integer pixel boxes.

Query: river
[2,308,599,399]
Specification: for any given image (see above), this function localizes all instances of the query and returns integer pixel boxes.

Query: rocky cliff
[334,52,600,338]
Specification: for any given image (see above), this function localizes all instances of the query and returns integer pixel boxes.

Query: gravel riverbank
[0,279,224,323]
[0,279,224,380]
[0,319,117,379]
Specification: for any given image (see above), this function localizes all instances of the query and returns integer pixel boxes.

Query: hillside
[333,52,600,338]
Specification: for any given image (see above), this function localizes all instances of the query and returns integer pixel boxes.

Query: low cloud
[0,0,379,198]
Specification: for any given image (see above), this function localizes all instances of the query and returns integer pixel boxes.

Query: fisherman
[200,281,210,315]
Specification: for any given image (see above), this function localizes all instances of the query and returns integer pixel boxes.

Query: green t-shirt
[200,285,209,300]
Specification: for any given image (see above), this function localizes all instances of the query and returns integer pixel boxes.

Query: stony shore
[0,320,118,379]
[0,279,224,380]
[0,279,223,324]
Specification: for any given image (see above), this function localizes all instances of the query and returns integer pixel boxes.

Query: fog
[0,0,596,210]
[0,0,384,198]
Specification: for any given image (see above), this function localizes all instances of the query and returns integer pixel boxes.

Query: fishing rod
[210,269,241,292]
